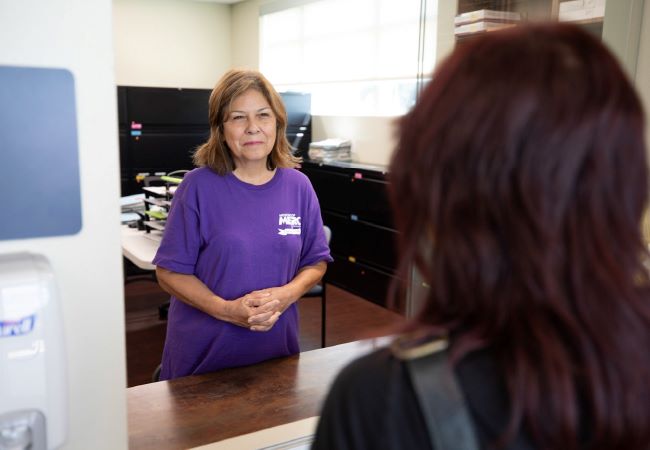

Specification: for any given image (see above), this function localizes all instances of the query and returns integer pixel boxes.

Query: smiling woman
[193,69,297,175]
[223,89,277,183]
[152,69,333,380]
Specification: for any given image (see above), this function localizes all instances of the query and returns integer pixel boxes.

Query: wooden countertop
[127,338,389,450]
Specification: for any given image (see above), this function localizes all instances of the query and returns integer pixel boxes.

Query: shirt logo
[0,315,36,338]
[278,213,301,236]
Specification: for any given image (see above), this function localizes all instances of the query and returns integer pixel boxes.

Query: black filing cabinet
[300,161,403,311]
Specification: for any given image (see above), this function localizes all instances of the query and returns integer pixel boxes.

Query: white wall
[113,0,232,88]
[0,0,127,449]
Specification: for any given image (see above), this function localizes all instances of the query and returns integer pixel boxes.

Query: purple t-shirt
[153,167,332,379]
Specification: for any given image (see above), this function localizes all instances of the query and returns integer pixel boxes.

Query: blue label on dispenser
[0,314,36,337]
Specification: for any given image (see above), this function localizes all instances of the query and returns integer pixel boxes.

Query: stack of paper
[308,139,352,163]
[454,9,521,36]
[120,193,145,223]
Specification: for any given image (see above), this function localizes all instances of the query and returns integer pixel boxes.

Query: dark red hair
[390,23,650,449]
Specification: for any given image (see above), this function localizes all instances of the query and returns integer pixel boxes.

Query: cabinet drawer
[350,177,394,229]
[322,211,352,258]
[327,257,404,312]
[350,220,398,272]
[126,87,210,126]
[303,167,351,215]
[323,212,398,273]
[130,132,206,172]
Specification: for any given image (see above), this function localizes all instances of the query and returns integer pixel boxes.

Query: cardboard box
[559,4,605,21]
[559,0,585,13]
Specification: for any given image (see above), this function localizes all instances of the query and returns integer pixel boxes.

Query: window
[260,0,438,116]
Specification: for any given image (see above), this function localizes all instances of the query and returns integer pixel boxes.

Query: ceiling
[192,0,247,4]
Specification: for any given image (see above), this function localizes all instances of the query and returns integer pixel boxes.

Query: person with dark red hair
[313,23,650,450]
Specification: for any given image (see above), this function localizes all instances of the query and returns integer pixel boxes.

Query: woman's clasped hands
[225,286,296,332]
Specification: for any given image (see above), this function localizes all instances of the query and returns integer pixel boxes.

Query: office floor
[124,280,406,387]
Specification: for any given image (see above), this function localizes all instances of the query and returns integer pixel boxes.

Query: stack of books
[454,9,521,36]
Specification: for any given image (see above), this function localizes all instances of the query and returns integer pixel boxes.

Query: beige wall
[636,1,650,152]
[113,0,232,88]
[0,0,127,448]
[312,116,398,167]
[231,0,267,70]
[436,0,457,64]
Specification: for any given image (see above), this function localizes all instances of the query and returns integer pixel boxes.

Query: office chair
[152,364,162,383]
[166,169,190,179]
[302,225,331,348]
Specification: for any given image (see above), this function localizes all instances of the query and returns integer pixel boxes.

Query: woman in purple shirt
[153,69,332,380]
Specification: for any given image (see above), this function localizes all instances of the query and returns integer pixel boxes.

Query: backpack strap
[392,336,480,450]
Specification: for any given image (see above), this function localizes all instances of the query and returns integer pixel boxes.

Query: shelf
[144,210,168,220]
[142,185,177,197]
[455,20,517,36]
[144,220,166,232]
[558,17,603,26]
[454,1,606,43]
[457,1,529,15]
[144,197,171,207]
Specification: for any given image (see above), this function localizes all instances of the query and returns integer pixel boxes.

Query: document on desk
[190,416,318,450]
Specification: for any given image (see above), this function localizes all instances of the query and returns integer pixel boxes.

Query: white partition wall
[0,0,128,449]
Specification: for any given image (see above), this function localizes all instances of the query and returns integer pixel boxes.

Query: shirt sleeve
[152,179,201,274]
[299,178,334,269]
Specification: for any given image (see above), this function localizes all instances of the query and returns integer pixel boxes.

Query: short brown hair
[193,69,300,174]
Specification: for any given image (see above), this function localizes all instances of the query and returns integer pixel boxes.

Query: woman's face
[223,89,277,169]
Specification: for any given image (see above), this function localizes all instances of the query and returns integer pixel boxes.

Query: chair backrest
[143,175,165,187]
[323,225,332,245]
[167,169,190,179]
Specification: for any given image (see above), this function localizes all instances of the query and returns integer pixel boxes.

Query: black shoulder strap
[393,337,480,450]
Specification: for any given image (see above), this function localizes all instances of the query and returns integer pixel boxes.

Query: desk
[121,225,162,271]
[127,338,387,450]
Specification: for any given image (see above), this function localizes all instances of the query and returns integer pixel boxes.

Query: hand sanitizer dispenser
[0,253,67,450]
